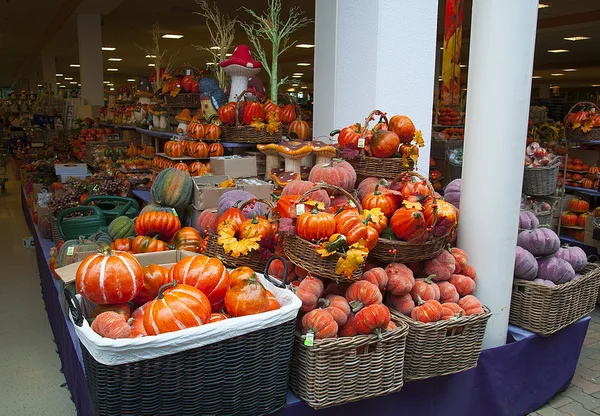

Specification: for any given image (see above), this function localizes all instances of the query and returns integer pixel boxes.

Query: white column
[458,0,538,349]
[77,13,104,106]
[313,0,438,174]
[42,54,57,94]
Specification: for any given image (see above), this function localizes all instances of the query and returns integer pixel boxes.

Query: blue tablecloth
[23,190,590,416]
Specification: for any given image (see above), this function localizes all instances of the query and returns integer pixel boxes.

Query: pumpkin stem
[415,295,425,306]
[325,234,347,252]
[329,129,341,137]
[232,200,243,208]
[349,300,364,313]
[374,327,383,340]
[424,275,435,284]
[373,184,381,196]
[377,178,390,187]
[310,205,321,215]
[157,281,177,300]
[362,213,372,225]
[333,205,346,216]
[317,298,330,308]
[251,213,259,224]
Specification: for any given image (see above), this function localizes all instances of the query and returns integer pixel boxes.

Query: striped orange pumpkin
[288,118,310,140]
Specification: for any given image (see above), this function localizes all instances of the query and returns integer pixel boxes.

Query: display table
[23,190,590,416]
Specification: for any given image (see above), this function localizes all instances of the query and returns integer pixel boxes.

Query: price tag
[295,204,305,216]
[172,208,179,217]
[357,138,365,148]
[304,332,314,347]
[186,69,191,76]
[67,247,75,256]
[349,200,356,208]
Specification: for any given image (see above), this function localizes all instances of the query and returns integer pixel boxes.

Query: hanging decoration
[440,0,464,106]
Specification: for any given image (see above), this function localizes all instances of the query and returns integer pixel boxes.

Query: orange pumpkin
[583,178,594,189]
[561,211,579,227]
[589,166,599,175]
[569,198,590,213]
[187,116,205,140]
[204,124,222,141]
[209,142,224,157]
[288,118,310,140]
[189,141,209,158]
[423,199,458,237]
[361,183,398,218]
[572,173,583,181]
[577,212,590,228]
[224,273,270,317]
[280,104,297,125]
[390,205,428,242]
[218,102,236,125]
[388,115,416,143]
[164,141,184,157]
[173,162,189,173]
[133,264,172,304]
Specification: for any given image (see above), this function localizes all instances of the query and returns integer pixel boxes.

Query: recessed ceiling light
[70,82,77,84]
[70,64,80,68]
[533,76,542,79]
[210,46,220,50]
[287,88,295,92]
[102,47,116,51]
[59,85,65,88]
[564,36,590,41]
[538,3,550,8]
[296,44,314,48]
[107,68,118,72]
[56,82,61,85]
[78,84,81,86]
[593,85,600,87]
[145,55,157,58]
[148,63,155,67]
[563,68,577,72]
[103,81,110,84]
[548,49,569,53]
[551,73,564,76]
[206,62,216,66]
[108,58,122,61]
[127,78,136,82]
[292,75,302,78]
[225,53,232,57]
[440,47,444,50]
[297,63,311,66]
[301,86,307,89]
[460,64,467,68]
[108,83,114,86]
[162,34,183,39]
[56,73,63,77]
[293,73,303,76]
[37,84,42,87]
[110,87,115,91]
[64,77,73,80]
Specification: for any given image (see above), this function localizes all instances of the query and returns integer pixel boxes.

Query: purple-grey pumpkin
[533,278,556,287]
[573,274,583,280]
[519,210,539,230]
[217,190,268,219]
[514,246,538,280]
[536,256,575,284]
[554,245,587,272]
[444,179,462,209]
[517,228,560,257]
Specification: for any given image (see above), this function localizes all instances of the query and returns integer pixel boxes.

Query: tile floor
[3,168,600,415]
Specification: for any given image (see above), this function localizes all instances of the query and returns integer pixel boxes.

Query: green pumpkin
[150,167,193,210]
[90,230,113,246]
[108,216,135,239]
[57,236,99,268]
[140,202,178,215]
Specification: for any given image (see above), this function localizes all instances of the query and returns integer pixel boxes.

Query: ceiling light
[37,84,42,87]
[108,58,122,61]
[110,87,115,91]
[107,68,118,72]
[78,84,81,86]
[292,75,302,78]
[64,77,73,80]
[533,76,542,79]
[148,63,155,67]
[108,83,114,86]
[287,88,295,92]
[162,34,183,39]
[70,64,80,68]
[563,68,577,72]
[206,62,216,66]
[564,36,590,41]
[59,85,65,88]
[551,73,564,76]
[296,44,314,48]
[210,46,220,50]
[70,82,77,84]
[56,73,63,77]
[593,85,600,87]
[127,78,136,82]
[297,63,311,66]
[301,86,307,89]
[103,81,110,84]
[102,47,116,51]
[538,3,550,8]
[460,64,467,68]
[145,55,157,58]
[56,82,61,85]
[548,49,569,53]
[291,83,300,86]
[225,53,232,57]
[293,73,304,76]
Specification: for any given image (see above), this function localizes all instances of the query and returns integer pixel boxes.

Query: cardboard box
[55,250,199,284]
[210,156,257,178]
[586,214,596,234]
[55,163,87,176]
[585,230,596,247]
[238,178,274,200]
[192,175,234,210]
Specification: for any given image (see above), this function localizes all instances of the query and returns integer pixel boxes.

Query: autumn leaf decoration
[413,130,425,147]
[335,240,370,278]
[216,222,260,257]
[250,117,281,135]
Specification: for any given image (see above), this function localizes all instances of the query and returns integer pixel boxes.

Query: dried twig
[135,23,179,92]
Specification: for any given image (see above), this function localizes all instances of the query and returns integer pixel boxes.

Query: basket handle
[360,109,389,141]
[297,183,363,214]
[234,89,259,127]
[392,171,439,228]
[64,288,84,327]
[263,255,288,288]
[237,198,277,220]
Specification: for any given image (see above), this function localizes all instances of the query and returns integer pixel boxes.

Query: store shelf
[132,189,152,204]
[136,127,186,140]
[564,186,600,197]
[118,125,137,130]
[155,152,209,161]
[432,124,464,128]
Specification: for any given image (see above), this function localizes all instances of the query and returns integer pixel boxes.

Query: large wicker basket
[282,184,365,282]
[204,198,276,271]
[289,318,408,409]
[369,171,455,263]
[564,102,600,142]
[522,157,561,196]
[510,263,600,336]
[392,307,491,381]
[220,89,282,144]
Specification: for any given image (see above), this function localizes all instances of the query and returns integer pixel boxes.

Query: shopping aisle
[0,172,75,415]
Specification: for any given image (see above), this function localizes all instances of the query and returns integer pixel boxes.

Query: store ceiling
[3,0,600,91]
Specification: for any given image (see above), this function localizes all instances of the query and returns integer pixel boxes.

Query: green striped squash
[140,202,178,215]
[108,216,135,239]
[57,236,99,268]
[150,168,193,210]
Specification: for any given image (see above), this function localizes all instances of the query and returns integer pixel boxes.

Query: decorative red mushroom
[220,45,262,102]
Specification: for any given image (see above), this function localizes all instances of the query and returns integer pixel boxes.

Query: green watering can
[81,196,139,223]
[57,206,108,240]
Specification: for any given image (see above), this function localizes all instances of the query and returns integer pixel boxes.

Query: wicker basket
[348,155,413,179]
[50,215,61,243]
[510,263,600,336]
[369,171,455,263]
[392,307,492,381]
[165,93,201,109]
[282,184,365,282]
[289,318,408,409]
[220,89,282,144]
[204,198,277,270]
[564,102,600,142]
[522,156,561,197]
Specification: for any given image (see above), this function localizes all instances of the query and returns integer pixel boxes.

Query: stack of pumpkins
[560,198,592,242]
[559,158,598,189]
[429,158,443,192]
[515,210,588,285]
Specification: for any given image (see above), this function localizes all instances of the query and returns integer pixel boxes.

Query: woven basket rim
[524,157,561,171]
[513,263,600,293]
[375,232,451,246]
[392,306,492,329]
